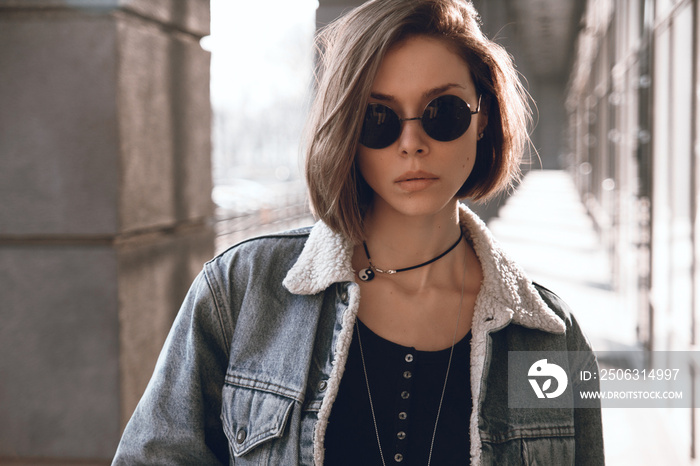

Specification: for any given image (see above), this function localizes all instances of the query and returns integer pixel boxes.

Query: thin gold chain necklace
[355,244,468,466]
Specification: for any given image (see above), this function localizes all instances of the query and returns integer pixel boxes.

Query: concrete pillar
[0,0,212,463]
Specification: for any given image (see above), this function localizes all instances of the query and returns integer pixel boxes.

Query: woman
[113,0,604,464]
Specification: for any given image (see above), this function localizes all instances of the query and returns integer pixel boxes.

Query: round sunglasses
[359,94,481,149]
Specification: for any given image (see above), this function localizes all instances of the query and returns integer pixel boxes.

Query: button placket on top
[392,349,414,463]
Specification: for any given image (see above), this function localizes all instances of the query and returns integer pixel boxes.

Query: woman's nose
[397,119,429,156]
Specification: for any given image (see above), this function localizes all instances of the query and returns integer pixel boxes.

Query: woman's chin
[371,195,459,220]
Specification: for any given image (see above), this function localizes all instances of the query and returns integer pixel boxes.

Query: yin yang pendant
[358,267,375,282]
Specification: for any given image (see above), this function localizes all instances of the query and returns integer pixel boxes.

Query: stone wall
[0,0,212,463]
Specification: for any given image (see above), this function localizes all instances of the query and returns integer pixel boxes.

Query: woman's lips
[395,171,439,191]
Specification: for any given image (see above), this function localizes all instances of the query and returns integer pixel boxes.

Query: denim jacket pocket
[481,426,575,465]
[221,382,296,459]
[522,434,575,464]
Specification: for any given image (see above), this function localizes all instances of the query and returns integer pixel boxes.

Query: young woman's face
[357,35,483,219]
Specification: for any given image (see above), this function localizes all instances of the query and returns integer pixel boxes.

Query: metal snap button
[397,431,406,440]
[403,371,412,379]
[318,380,328,392]
[405,354,414,363]
[394,453,404,462]
[236,428,247,444]
[400,391,410,399]
[398,412,407,420]
[340,291,349,303]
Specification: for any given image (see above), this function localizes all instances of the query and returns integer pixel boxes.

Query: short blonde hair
[305,0,532,244]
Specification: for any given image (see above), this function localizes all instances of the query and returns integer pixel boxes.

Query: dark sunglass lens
[421,95,471,142]
[360,103,401,149]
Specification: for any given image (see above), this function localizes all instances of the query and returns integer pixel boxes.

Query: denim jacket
[113,204,604,465]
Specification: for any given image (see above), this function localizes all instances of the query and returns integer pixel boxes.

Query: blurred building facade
[568,0,699,355]
[567,0,700,460]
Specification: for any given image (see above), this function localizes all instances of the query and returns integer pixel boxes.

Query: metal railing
[213,181,315,255]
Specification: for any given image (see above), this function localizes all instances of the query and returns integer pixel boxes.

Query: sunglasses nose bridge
[397,116,426,137]
[395,116,431,155]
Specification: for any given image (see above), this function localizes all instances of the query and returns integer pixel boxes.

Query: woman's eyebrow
[369,91,395,102]
[369,83,467,103]
[423,83,466,99]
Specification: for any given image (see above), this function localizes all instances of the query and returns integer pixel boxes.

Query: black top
[324,319,472,465]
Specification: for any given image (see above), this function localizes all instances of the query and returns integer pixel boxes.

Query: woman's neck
[360,200,463,271]
[353,198,480,346]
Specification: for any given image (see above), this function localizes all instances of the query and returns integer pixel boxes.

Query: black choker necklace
[358,231,463,282]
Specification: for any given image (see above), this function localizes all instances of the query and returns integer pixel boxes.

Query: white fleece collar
[282,219,356,295]
[283,204,566,335]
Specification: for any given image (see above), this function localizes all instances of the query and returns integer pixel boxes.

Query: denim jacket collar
[283,203,566,335]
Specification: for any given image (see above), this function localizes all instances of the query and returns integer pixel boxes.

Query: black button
[236,428,247,444]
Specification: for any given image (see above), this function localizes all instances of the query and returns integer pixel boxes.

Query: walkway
[486,170,691,466]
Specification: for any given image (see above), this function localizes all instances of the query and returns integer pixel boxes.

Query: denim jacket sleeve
[112,270,231,465]
[569,312,605,465]
[539,285,605,465]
